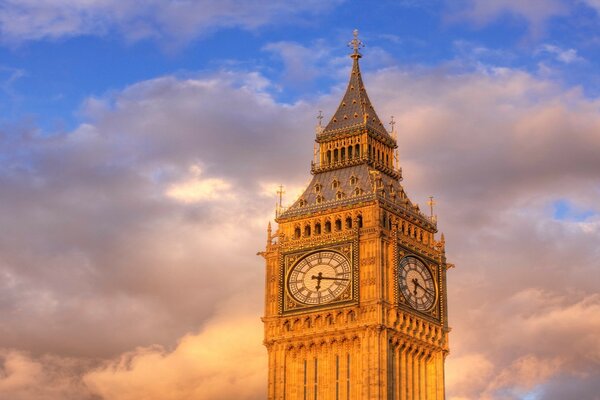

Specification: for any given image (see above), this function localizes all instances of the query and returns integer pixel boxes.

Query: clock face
[287,250,352,305]
[398,256,436,311]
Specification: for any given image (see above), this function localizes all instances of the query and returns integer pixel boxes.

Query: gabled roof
[320,51,389,139]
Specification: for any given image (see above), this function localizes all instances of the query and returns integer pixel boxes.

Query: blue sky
[0,1,599,399]
[2,0,599,132]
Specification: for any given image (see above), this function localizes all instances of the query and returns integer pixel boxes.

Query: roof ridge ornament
[348,29,364,59]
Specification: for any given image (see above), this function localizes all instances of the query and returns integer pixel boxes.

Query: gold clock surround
[281,241,358,314]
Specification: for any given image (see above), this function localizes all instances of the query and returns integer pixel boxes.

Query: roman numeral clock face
[398,256,437,311]
[287,251,351,305]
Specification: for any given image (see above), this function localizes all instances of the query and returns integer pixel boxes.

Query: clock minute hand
[318,276,349,281]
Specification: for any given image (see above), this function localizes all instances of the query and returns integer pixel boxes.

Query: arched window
[357,215,363,228]
[341,147,346,161]
[345,217,352,229]
[314,222,321,235]
[335,219,342,231]
[304,225,311,237]
[324,220,332,233]
[294,227,301,239]
[326,150,331,164]
[334,149,339,162]
[355,144,360,158]
[348,146,353,159]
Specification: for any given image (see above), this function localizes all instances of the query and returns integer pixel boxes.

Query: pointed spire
[320,29,389,139]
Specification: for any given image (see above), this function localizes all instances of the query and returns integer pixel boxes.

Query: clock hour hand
[412,278,433,295]
[311,272,323,290]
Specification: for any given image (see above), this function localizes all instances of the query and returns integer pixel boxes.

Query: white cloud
[0,0,340,45]
[537,44,584,63]
[165,165,233,203]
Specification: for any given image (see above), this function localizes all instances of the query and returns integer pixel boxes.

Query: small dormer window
[336,191,344,200]
[350,175,358,186]
[354,187,361,196]
[298,198,306,207]
[314,183,322,193]
[332,179,340,189]
[316,195,324,204]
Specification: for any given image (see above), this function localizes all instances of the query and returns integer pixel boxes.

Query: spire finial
[275,185,285,217]
[348,29,364,58]
[389,116,396,132]
[428,196,438,223]
[317,110,323,127]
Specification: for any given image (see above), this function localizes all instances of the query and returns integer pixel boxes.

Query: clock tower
[260,31,451,400]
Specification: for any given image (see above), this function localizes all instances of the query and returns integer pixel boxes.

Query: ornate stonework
[260,31,451,400]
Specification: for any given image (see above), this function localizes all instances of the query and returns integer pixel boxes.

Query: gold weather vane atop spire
[348,29,364,58]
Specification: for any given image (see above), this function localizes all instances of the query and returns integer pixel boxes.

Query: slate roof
[279,164,412,219]
[319,54,390,140]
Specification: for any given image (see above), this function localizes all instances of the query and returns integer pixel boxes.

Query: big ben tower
[260,31,451,400]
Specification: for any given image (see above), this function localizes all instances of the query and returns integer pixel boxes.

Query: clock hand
[311,272,323,291]
[317,276,350,281]
[412,278,434,294]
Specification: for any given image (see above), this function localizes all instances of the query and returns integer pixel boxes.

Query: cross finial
[389,116,396,131]
[348,29,364,58]
[427,196,436,219]
[317,110,323,127]
[275,185,285,217]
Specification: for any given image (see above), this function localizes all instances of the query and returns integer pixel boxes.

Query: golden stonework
[260,31,451,400]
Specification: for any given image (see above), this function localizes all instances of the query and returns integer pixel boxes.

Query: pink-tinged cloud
[447,0,569,37]
[0,61,599,399]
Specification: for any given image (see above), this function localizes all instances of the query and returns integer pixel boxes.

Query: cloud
[448,0,569,37]
[84,298,266,400]
[0,350,97,400]
[0,70,318,360]
[0,0,339,46]
[537,44,584,64]
[0,298,266,400]
[1,57,600,398]
[165,165,233,203]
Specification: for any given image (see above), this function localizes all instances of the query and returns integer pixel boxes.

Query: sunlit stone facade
[260,32,451,400]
